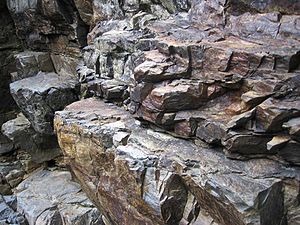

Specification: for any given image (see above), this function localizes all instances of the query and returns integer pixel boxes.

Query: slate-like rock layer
[55,98,300,225]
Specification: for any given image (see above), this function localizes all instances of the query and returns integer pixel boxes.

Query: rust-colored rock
[55,98,300,225]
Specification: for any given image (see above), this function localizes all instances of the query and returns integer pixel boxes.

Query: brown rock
[256,98,300,132]
[54,98,300,225]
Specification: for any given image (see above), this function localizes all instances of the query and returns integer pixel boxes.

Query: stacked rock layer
[0,0,299,225]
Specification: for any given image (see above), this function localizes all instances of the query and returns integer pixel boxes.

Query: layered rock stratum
[0,0,299,224]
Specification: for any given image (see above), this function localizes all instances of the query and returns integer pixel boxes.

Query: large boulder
[10,72,79,135]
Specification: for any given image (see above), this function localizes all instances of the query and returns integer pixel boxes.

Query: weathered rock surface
[0,194,27,225]
[2,113,61,163]
[6,0,88,55]
[12,51,55,81]
[15,169,104,225]
[10,72,79,135]
[1,0,300,224]
[0,1,21,157]
[0,151,34,196]
[75,0,300,166]
[55,98,300,225]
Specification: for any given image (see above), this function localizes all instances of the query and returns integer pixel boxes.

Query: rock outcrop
[0,0,299,224]
[55,98,300,225]
[77,0,300,166]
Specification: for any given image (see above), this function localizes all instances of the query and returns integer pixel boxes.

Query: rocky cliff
[0,0,300,225]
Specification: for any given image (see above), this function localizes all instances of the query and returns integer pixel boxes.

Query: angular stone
[279,15,300,41]
[134,50,189,82]
[0,159,24,195]
[241,91,273,109]
[13,51,55,81]
[222,131,273,155]
[85,79,129,101]
[0,135,13,155]
[267,136,290,151]
[174,119,198,137]
[51,54,80,77]
[226,109,255,129]
[94,30,144,54]
[10,72,79,135]
[278,140,300,166]
[143,79,222,112]
[256,98,300,132]
[1,114,61,163]
[0,195,27,225]
[283,117,300,142]
[229,12,281,39]
[196,120,227,144]
[15,169,104,225]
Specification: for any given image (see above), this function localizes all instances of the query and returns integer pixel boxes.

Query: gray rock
[0,135,14,155]
[15,169,104,225]
[2,113,61,163]
[0,195,27,225]
[283,117,300,142]
[13,51,55,81]
[10,72,79,135]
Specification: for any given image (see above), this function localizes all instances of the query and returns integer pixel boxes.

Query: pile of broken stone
[0,0,300,224]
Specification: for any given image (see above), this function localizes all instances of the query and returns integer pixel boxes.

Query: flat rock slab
[15,169,104,225]
[54,98,300,225]
[10,72,79,135]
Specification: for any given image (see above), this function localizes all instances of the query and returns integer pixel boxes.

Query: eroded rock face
[0,1,21,157]
[76,0,300,168]
[55,98,300,225]
[6,0,88,55]
[1,0,300,224]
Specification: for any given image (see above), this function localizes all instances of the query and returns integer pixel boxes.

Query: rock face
[15,169,104,225]
[55,98,300,225]
[6,0,88,56]
[0,0,300,224]
[0,1,21,157]
[76,0,300,166]
[2,113,61,163]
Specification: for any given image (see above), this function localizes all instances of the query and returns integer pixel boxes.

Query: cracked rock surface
[10,72,79,135]
[15,169,104,225]
[55,98,300,225]
[0,0,300,224]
